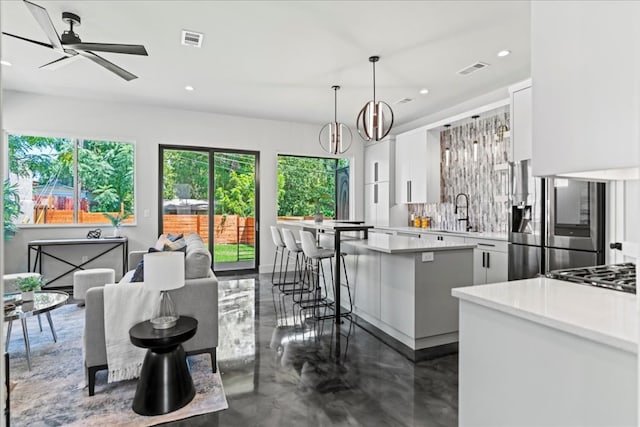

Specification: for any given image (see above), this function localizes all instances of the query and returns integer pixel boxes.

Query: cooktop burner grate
[548,263,636,294]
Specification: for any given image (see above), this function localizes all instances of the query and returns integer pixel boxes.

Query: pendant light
[319,85,353,154]
[471,115,480,162]
[444,124,451,167]
[356,56,394,141]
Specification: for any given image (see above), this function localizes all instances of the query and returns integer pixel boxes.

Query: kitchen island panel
[459,299,637,427]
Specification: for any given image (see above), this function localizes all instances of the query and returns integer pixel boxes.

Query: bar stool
[270,226,287,285]
[298,230,336,321]
[281,228,305,291]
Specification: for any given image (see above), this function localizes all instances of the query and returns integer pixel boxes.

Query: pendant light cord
[372,60,376,104]
[334,86,338,123]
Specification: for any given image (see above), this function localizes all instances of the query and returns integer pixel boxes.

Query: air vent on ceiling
[394,97,414,105]
[457,61,490,76]
[181,30,204,47]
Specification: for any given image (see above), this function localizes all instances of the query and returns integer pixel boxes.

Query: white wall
[2,90,364,276]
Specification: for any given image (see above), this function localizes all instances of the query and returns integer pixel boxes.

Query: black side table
[129,316,198,416]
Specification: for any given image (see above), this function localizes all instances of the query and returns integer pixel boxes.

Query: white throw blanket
[103,282,158,383]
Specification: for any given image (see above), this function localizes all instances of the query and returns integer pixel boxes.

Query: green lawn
[214,243,255,262]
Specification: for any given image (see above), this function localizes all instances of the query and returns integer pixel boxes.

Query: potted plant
[103,212,131,237]
[16,275,44,301]
[310,194,332,223]
[3,179,21,240]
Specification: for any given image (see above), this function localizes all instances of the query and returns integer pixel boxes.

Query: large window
[7,133,135,226]
[277,155,349,219]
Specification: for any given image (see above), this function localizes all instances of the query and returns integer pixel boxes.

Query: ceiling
[0,1,531,127]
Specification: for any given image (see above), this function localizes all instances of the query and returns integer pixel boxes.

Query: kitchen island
[280,220,476,361]
[452,278,637,426]
[343,233,475,360]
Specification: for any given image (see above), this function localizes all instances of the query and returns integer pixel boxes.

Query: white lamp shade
[143,252,185,291]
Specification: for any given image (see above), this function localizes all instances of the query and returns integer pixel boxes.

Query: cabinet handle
[374,183,378,204]
[374,162,379,182]
[407,180,412,202]
[478,243,496,247]
[486,252,490,269]
[482,252,486,268]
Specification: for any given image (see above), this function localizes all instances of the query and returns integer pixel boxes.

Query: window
[277,155,349,219]
[7,133,135,226]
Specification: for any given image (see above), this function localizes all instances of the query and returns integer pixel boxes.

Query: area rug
[7,303,228,426]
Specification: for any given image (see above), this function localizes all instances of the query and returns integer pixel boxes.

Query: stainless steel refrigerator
[508,160,545,280]
[508,160,605,280]
[544,178,605,271]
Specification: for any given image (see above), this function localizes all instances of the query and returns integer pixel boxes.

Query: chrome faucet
[454,193,472,231]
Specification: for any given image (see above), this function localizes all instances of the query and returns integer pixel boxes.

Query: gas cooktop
[547,263,636,294]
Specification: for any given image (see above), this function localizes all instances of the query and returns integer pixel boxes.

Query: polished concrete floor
[164,274,458,427]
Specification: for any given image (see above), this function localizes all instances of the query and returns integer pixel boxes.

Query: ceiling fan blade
[64,42,148,56]
[39,53,81,70]
[2,31,53,49]
[77,50,138,81]
[23,0,63,50]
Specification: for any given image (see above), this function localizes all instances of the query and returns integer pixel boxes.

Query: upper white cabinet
[531,1,640,178]
[395,129,440,204]
[509,80,532,163]
[364,138,394,226]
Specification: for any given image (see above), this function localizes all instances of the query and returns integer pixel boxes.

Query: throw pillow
[166,233,184,242]
[164,237,187,251]
[131,260,144,282]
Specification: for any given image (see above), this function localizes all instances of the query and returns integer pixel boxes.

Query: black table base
[132,345,195,416]
[129,316,198,416]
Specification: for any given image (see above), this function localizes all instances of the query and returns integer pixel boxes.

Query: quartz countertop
[452,278,638,353]
[344,233,476,254]
[375,226,508,241]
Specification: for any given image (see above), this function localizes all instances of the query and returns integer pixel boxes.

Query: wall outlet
[144,209,150,218]
[421,252,434,262]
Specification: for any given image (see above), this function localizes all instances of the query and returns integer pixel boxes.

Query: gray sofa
[84,233,218,396]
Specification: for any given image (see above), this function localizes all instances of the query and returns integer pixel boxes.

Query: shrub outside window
[7,133,135,226]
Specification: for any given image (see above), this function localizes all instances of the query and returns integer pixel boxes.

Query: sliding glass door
[160,146,259,274]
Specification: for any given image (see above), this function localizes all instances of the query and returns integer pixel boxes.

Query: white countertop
[452,278,638,353]
[376,226,508,241]
[345,233,476,254]
[278,219,371,231]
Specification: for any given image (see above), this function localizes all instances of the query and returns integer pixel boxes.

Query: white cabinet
[509,81,532,163]
[395,129,440,204]
[364,139,394,226]
[468,238,508,285]
[364,182,389,227]
[531,1,640,178]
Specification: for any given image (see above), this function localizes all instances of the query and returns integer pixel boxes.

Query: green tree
[277,156,337,217]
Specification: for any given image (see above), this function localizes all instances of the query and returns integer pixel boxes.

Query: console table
[28,237,128,287]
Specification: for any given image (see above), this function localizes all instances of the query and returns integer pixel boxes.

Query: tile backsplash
[408,108,511,233]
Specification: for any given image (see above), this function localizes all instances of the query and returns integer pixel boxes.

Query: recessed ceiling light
[185,85,194,91]
[0,60,12,66]
[419,88,429,95]
[497,50,511,58]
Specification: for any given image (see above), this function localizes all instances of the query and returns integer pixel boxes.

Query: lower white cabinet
[468,238,508,285]
[420,232,466,244]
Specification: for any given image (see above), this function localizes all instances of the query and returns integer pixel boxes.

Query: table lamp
[143,252,185,329]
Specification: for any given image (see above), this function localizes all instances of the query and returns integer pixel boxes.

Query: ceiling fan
[2,0,148,81]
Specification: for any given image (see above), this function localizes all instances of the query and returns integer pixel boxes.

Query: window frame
[4,130,137,229]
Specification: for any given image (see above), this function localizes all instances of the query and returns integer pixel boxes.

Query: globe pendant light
[357,56,394,141]
[319,85,353,154]
[444,124,451,167]
[471,115,480,162]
